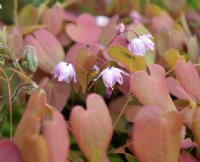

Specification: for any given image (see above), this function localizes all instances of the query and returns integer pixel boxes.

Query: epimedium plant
[0,0,200,162]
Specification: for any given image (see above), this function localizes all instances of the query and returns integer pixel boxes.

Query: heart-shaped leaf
[107,46,146,72]
[175,60,200,99]
[24,29,65,73]
[132,106,183,162]
[43,108,70,162]
[41,5,64,36]
[131,64,176,111]
[66,13,101,44]
[166,77,195,100]
[69,93,113,162]
[0,140,22,162]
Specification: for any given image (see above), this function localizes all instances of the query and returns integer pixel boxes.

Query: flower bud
[22,45,38,73]
[116,22,125,34]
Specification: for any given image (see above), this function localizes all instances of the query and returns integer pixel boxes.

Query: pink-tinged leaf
[43,109,69,162]
[180,107,194,129]
[166,77,195,100]
[66,13,102,44]
[99,15,118,46]
[64,43,86,63]
[24,29,65,73]
[41,5,64,36]
[180,138,195,149]
[7,28,23,60]
[175,60,200,99]
[151,12,174,33]
[57,32,72,47]
[62,11,77,22]
[132,106,183,162]
[44,80,71,111]
[14,83,69,162]
[69,93,113,162]
[0,140,22,162]
[192,107,200,148]
[179,152,198,162]
[131,64,176,111]
[14,87,46,142]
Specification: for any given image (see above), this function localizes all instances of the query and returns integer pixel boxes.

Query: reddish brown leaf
[0,140,22,162]
[69,93,113,162]
[66,13,102,44]
[131,64,176,111]
[132,106,183,162]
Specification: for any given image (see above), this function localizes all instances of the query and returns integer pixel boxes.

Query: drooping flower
[116,22,125,35]
[128,34,154,56]
[94,66,129,98]
[53,61,76,83]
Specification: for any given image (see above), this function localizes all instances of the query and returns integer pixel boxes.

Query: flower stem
[113,95,132,129]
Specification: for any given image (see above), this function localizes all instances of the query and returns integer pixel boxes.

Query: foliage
[0,0,200,162]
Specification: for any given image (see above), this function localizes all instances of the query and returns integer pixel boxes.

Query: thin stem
[113,95,132,129]
[7,80,12,139]
[13,0,18,26]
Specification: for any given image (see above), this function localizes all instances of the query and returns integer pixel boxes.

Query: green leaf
[125,153,139,162]
[107,46,147,72]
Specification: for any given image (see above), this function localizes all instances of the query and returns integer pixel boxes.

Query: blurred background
[0,0,200,24]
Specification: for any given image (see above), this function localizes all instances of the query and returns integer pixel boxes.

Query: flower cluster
[128,34,154,56]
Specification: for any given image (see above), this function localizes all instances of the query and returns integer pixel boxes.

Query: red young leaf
[132,106,183,162]
[175,60,200,99]
[131,64,176,111]
[66,13,102,44]
[0,140,22,162]
[69,93,113,162]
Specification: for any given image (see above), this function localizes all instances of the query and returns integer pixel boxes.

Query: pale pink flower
[94,66,128,98]
[116,22,125,34]
[53,61,76,83]
[128,34,154,56]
